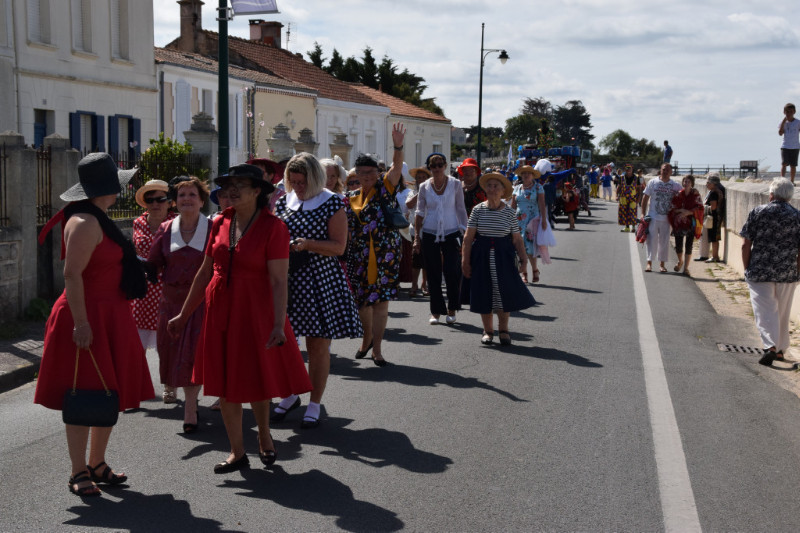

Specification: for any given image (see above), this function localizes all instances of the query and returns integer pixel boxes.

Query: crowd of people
[32,112,800,497]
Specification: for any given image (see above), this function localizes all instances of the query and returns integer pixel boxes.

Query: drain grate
[717,343,763,355]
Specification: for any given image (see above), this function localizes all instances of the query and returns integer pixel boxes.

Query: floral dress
[345,177,402,307]
[513,182,544,256]
[618,177,638,226]
[131,212,176,333]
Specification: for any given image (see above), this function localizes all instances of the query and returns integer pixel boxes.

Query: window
[33,109,54,147]
[108,115,140,163]
[202,89,214,115]
[110,0,129,59]
[27,0,51,44]
[415,142,422,168]
[175,81,191,142]
[365,132,376,155]
[432,143,442,156]
[234,92,243,150]
[69,111,105,152]
[71,0,91,52]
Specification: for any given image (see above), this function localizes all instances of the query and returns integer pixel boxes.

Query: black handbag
[62,347,119,427]
[289,249,311,275]
[378,189,410,230]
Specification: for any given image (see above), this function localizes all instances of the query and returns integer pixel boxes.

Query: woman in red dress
[168,164,311,473]
[131,180,176,401]
[35,153,155,497]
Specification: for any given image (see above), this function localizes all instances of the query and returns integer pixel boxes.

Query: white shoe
[445,315,456,325]
[429,316,440,325]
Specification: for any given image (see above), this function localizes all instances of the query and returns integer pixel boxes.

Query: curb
[0,360,40,395]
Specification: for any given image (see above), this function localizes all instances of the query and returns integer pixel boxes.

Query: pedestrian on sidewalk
[740,178,800,366]
[641,163,682,273]
[617,164,638,232]
[511,165,546,283]
[779,103,799,184]
[35,153,155,497]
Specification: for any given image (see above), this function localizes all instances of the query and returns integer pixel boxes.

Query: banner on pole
[231,0,279,16]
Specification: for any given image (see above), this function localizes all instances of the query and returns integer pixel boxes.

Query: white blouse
[416,176,469,242]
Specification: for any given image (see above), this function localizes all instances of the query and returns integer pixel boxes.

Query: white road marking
[629,237,702,532]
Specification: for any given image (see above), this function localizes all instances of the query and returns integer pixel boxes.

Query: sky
[153,0,800,170]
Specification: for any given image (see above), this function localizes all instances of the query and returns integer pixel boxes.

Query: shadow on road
[222,467,404,532]
[330,358,527,402]
[65,492,233,532]
[383,327,443,346]
[501,345,603,368]
[535,284,602,294]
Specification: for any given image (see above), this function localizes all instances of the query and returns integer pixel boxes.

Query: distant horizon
[152,1,799,169]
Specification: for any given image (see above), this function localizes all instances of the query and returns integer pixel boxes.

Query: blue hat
[425,152,447,168]
[209,185,222,206]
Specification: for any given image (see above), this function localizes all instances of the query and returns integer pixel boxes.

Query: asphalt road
[2,199,800,532]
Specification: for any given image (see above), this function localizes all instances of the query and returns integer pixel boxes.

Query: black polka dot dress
[276,191,364,339]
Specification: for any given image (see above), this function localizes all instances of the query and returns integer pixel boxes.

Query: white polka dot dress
[276,192,363,339]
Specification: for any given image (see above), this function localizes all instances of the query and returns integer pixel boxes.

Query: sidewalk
[0,321,44,394]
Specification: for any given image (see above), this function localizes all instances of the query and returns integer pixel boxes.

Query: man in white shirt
[779,103,799,184]
[640,163,682,272]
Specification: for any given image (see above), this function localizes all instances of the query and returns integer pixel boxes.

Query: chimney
[249,19,283,48]
[178,0,204,53]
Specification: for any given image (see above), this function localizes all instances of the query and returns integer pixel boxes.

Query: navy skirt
[461,233,536,314]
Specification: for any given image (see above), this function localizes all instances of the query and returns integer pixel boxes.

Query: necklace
[226,210,259,287]
[432,178,447,193]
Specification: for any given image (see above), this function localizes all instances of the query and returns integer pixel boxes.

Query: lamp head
[498,50,509,64]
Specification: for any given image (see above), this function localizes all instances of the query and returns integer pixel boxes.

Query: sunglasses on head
[428,162,445,169]
[144,196,169,204]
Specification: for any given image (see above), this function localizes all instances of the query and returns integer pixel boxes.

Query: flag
[230,0,279,15]
[507,144,513,166]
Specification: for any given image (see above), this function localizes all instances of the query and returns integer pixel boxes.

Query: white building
[1,0,156,159]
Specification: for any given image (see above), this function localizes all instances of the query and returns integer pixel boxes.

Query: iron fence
[0,144,8,227]
[36,147,52,225]
[670,164,758,179]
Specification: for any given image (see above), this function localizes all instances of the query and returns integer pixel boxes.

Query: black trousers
[674,233,695,255]
[421,231,463,315]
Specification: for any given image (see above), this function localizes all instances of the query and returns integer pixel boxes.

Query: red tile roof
[154,47,315,94]
[349,84,450,124]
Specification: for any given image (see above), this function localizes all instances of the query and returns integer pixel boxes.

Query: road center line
[629,236,702,532]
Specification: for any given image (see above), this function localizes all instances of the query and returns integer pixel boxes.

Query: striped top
[468,202,519,237]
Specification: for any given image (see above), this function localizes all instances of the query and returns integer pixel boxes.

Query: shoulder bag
[62,347,120,427]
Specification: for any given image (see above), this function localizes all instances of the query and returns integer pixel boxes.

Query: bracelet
[73,323,90,332]
[394,145,403,151]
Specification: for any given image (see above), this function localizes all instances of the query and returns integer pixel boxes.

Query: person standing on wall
[779,103,799,184]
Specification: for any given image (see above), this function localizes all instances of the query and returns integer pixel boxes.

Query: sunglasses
[428,163,445,169]
[347,180,360,186]
[144,196,169,204]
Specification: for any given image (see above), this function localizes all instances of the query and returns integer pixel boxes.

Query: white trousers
[646,218,672,262]
[697,226,710,258]
[747,280,798,353]
[602,185,612,200]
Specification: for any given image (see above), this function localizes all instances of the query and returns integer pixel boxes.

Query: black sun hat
[60,152,138,202]
[214,163,275,195]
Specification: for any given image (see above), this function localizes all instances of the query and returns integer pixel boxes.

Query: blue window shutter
[132,118,141,157]
[69,112,81,150]
[108,116,119,157]
[93,115,105,151]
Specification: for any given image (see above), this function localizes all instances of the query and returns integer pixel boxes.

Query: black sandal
[69,471,101,497]
[87,461,127,485]
[498,331,512,346]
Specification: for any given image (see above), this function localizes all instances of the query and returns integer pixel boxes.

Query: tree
[340,57,362,83]
[378,55,396,93]
[325,48,344,77]
[522,97,552,119]
[599,129,635,157]
[307,42,325,69]
[505,114,540,146]
[552,100,594,149]
[361,47,379,89]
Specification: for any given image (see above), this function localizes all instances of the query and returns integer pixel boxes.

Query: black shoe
[498,331,512,346]
[259,449,277,466]
[758,350,776,367]
[270,397,301,422]
[183,411,199,434]
[371,354,388,367]
[214,454,249,474]
[300,416,321,429]
[355,341,373,359]
[694,256,709,262]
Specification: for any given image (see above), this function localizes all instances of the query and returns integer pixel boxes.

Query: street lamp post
[477,23,508,169]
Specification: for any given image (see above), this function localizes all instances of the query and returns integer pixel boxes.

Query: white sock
[304,401,320,421]
[276,394,299,412]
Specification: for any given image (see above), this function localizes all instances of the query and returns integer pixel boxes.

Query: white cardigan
[416,177,468,242]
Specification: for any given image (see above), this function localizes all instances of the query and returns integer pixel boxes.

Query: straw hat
[516,165,541,180]
[409,167,432,179]
[479,172,513,199]
[134,179,170,208]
